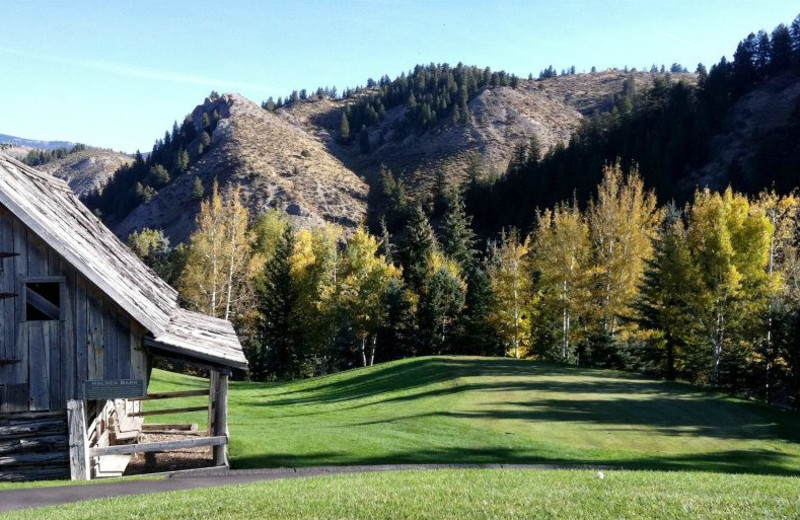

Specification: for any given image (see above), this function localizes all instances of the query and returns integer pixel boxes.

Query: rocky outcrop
[115,94,368,243]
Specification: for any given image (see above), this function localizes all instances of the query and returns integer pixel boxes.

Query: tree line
[128,163,800,407]
[20,143,87,167]
[263,63,520,151]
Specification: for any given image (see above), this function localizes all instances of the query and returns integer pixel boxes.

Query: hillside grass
[5,469,799,520]
[146,356,800,475]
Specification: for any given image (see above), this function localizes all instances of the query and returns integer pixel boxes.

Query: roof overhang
[143,308,248,370]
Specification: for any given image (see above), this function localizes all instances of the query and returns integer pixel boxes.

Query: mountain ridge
[106,69,691,243]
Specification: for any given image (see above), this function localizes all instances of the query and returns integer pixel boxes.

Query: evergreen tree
[254,224,300,380]
[791,14,800,69]
[149,164,170,188]
[459,266,499,355]
[379,215,394,264]
[338,112,351,144]
[441,193,477,271]
[756,30,771,74]
[127,228,173,283]
[635,213,702,380]
[770,24,793,73]
[176,148,190,173]
[419,253,466,354]
[401,204,437,292]
[192,176,204,200]
[358,126,370,154]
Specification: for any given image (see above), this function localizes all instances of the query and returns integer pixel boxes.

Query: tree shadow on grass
[249,357,657,407]
[231,446,800,477]
[243,357,800,443]
[248,357,470,405]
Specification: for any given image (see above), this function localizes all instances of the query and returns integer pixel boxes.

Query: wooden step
[94,454,132,478]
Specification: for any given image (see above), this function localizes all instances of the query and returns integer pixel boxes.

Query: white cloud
[0,46,271,92]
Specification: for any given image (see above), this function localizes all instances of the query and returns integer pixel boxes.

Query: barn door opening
[21,276,66,410]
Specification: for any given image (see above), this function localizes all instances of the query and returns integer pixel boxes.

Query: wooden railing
[67,369,230,480]
[90,436,226,457]
[125,389,210,417]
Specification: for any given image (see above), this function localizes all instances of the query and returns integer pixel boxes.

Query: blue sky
[1,1,798,153]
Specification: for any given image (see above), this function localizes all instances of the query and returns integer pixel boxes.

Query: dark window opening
[26,282,60,321]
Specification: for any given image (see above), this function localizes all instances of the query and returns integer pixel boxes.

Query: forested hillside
[471,17,800,234]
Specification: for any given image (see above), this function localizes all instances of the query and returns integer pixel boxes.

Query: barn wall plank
[26,232,48,277]
[27,322,48,411]
[61,264,76,401]
[47,321,63,410]
[130,322,147,382]
[4,384,28,413]
[87,288,104,381]
[74,277,88,396]
[12,219,28,394]
[0,215,14,389]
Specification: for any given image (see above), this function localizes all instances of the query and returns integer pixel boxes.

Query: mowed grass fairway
[4,356,800,519]
[147,356,800,475]
[5,469,800,520]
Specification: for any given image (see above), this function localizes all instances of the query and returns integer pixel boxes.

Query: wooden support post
[209,370,229,467]
[207,370,218,438]
[67,399,90,481]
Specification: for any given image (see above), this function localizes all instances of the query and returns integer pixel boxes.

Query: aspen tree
[588,162,661,336]
[755,190,798,399]
[533,201,592,363]
[488,228,534,358]
[338,228,402,366]
[686,188,773,385]
[180,181,253,322]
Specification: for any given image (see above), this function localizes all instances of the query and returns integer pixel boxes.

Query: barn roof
[0,153,247,370]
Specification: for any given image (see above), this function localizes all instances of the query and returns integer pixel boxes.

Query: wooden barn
[0,153,247,481]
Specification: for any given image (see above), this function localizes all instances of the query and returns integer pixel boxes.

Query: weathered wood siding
[0,211,148,413]
[0,410,70,481]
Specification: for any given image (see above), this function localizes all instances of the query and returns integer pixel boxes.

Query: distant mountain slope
[0,133,74,151]
[37,149,133,199]
[115,94,368,243]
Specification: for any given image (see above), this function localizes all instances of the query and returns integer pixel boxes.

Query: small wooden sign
[84,379,146,400]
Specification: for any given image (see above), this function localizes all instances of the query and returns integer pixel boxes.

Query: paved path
[0,464,611,512]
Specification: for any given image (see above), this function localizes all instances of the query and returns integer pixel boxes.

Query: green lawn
[4,356,800,517]
[146,356,800,475]
[5,469,799,520]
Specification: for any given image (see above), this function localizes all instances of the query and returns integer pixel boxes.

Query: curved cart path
[0,463,613,512]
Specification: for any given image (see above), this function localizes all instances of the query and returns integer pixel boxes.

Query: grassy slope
[5,470,800,520]
[146,356,800,475]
